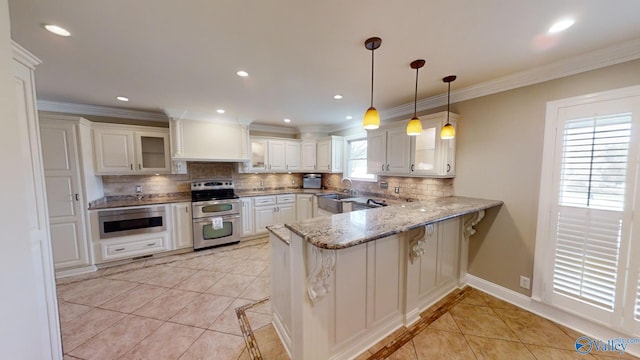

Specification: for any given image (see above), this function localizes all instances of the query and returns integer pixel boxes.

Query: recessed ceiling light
[548,18,575,34]
[216,109,225,114]
[346,116,353,120]
[43,24,71,37]
[333,94,343,100]
[236,70,249,77]
[283,118,291,123]
[116,96,129,102]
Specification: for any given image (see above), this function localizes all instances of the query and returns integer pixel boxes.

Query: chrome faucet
[341,178,356,196]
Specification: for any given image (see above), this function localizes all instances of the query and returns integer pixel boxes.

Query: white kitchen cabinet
[296,194,313,221]
[171,202,193,250]
[367,125,410,175]
[261,138,301,172]
[253,194,296,234]
[409,112,457,177]
[268,140,286,171]
[169,118,249,162]
[249,138,268,172]
[284,141,301,171]
[241,197,254,237]
[40,118,91,271]
[93,124,170,175]
[301,142,317,171]
[317,136,344,173]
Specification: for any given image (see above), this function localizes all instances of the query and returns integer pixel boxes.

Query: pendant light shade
[440,75,457,140]
[363,37,382,130]
[406,59,425,136]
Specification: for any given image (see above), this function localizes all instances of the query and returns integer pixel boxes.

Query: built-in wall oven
[98,206,166,239]
[191,179,242,250]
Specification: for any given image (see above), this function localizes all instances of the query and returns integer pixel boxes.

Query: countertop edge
[266,224,291,245]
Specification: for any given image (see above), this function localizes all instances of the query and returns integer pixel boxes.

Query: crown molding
[382,38,640,120]
[164,108,253,125]
[250,123,299,135]
[37,100,168,122]
[12,41,42,69]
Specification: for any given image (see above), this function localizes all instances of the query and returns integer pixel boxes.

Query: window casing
[346,138,376,181]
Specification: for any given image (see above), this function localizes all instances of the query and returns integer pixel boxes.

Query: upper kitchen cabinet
[169,118,249,162]
[409,112,457,177]
[93,123,170,175]
[367,112,457,177]
[243,137,301,172]
[301,142,317,171]
[316,136,344,173]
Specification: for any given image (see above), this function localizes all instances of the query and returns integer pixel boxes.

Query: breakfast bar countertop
[284,196,503,250]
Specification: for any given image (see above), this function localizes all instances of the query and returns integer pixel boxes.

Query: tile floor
[57,238,640,360]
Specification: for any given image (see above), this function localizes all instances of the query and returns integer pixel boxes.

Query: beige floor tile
[412,329,476,360]
[141,266,198,288]
[246,311,273,331]
[179,330,246,360]
[206,273,256,297]
[121,322,204,360]
[209,299,253,335]
[168,255,214,270]
[247,299,272,315]
[465,334,536,360]
[259,265,271,278]
[253,324,290,359]
[229,259,269,277]
[133,288,200,320]
[175,269,225,293]
[450,303,519,341]
[99,284,168,313]
[63,355,83,360]
[106,266,157,283]
[238,348,252,360]
[460,290,490,306]
[170,293,235,328]
[554,323,585,340]
[526,344,598,359]
[57,277,138,307]
[494,308,576,350]
[205,256,246,273]
[426,312,460,333]
[477,291,523,311]
[227,247,261,259]
[239,276,270,301]
[58,301,92,324]
[386,340,418,359]
[249,248,270,261]
[68,315,163,360]
[61,308,126,352]
[100,260,146,276]
[591,350,640,359]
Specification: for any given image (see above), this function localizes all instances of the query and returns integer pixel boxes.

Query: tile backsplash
[322,174,453,201]
[102,162,303,196]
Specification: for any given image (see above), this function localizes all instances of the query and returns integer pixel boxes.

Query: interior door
[40,122,89,269]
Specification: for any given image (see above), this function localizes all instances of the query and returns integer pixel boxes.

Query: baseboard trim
[55,265,97,279]
[466,275,640,357]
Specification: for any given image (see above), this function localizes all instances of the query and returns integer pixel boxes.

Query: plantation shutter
[552,114,631,313]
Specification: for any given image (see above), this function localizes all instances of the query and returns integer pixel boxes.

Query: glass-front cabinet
[250,138,268,172]
[409,113,457,177]
[135,131,170,173]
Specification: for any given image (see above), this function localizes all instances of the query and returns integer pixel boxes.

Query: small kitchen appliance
[303,174,322,189]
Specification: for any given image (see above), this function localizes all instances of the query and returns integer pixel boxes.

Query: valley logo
[575,335,640,355]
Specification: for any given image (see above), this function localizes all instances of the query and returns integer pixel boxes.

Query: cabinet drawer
[254,196,276,206]
[276,194,295,204]
[102,236,166,260]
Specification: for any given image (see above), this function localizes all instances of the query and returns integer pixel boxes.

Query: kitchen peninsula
[267,196,502,360]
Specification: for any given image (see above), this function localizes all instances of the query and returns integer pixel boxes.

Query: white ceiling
[8,0,640,128]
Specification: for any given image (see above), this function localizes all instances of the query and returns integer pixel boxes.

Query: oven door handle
[193,214,240,223]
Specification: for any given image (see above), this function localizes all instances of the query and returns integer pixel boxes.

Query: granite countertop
[235,189,337,197]
[88,193,191,210]
[282,196,503,250]
[266,224,291,245]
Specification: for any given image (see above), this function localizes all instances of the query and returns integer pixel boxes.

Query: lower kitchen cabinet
[171,202,193,249]
[296,194,313,220]
[241,197,254,237]
[254,195,296,234]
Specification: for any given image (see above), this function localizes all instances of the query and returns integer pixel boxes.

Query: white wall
[0,1,59,357]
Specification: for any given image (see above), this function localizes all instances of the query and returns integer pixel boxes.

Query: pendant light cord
[414,67,418,117]
[446,81,451,123]
[370,48,375,107]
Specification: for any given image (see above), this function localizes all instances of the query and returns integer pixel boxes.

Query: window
[534,85,640,334]
[346,138,375,181]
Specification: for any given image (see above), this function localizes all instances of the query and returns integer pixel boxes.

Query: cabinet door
[254,206,276,234]
[386,127,411,174]
[410,119,439,175]
[93,127,135,174]
[250,138,268,172]
[268,140,286,171]
[285,141,301,171]
[40,122,89,269]
[241,198,254,237]
[367,130,386,174]
[172,202,193,249]
[331,138,344,173]
[277,203,296,224]
[135,131,170,174]
[316,140,331,171]
[301,142,317,171]
[296,194,313,221]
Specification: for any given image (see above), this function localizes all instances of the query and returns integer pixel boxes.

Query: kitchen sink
[317,194,352,213]
[319,193,355,200]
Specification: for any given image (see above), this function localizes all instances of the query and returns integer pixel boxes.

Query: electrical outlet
[379,182,388,189]
[394,186,400,194]
[135,185,142,193]
[519,276,531,290]
[292,179,295,185]
[259,180,264,187]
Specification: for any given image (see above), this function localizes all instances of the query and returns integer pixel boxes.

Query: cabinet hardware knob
[139,164,142,170]
[447,163,451,172]
[382,164,384,171]
[386,164,390,171]
[147,243,155,247]
[185,207,188,213]
[411,164,414,172]
[115,247,125,252]
[130,164,133,170]
[75,193,79,201]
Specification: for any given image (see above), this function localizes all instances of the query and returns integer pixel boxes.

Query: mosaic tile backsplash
[101,162,453,201]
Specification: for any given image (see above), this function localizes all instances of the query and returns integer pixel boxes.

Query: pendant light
[406,59,425,136]
[440,75,457,139]
[363,37,382,130]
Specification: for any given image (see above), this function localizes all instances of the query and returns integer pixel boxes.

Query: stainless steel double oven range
[191,179,242,250]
